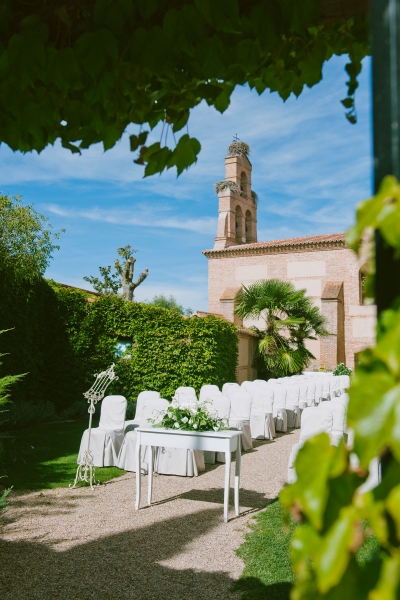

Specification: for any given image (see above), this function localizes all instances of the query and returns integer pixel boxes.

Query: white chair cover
[306,380,316,405]
[241,380,256,392]
[339,374,351,393]
[199,384,220,401]
[78,395,127,467]
[298,382,309,407]
[330,377,341,397]
[270,385,288,432]
[313,379,323,404]
[287,408,334,483]
[124,390,161,433]
[227,390,253,450]
[253,379,269,387]
[283,385,301,428]
[318,401,346,445]
[222,382,240,395]
[203,394,231,464]
[175,386,197,397]
[249,388,276,440]
[117,397,169,473]
[321,377,331,401]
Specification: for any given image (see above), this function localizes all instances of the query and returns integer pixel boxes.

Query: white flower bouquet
[150,398,227,432]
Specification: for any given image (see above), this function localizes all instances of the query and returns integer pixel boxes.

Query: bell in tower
[213,140,258,250]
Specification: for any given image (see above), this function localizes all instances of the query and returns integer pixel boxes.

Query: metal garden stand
[71,364,119,490]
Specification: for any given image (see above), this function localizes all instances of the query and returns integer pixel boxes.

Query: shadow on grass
[234,578,292,600]
[1,419,124,490]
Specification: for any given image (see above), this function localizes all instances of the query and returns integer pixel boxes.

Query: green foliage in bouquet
[333,363,353,376]
[281,176,400,599]
[151,399,227,433]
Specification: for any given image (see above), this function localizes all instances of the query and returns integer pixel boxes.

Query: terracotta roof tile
[203,232,345,256]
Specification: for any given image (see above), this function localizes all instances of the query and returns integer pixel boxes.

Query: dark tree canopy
[0,0,369,176]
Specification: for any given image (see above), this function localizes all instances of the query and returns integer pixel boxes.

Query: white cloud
[44,203,217,235]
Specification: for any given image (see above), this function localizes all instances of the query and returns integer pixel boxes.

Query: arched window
[359,263,369,305]
[240,172,247,196]
[245,210,252,242]
[235,206,242,242]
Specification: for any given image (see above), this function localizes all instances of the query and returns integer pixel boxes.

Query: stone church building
[202,145,376,376]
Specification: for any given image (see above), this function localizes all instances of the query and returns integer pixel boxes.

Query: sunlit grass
[1,419,124,490]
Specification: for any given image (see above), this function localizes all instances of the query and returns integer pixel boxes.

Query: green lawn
[234,499,381,600]
[0,420,124,490]
[233,500,295,600]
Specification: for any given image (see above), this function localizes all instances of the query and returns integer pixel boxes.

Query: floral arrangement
[333,362,353,376]
[150,397,228,432]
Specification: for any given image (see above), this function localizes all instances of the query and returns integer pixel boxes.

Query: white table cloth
[135,428,242,522]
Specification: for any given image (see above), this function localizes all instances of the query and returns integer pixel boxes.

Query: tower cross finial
[233,133,240,142]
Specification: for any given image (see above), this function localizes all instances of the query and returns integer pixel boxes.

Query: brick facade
[202,150,376,370]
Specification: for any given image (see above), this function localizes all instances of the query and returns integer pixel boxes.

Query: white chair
[339,374,351,393]
[118,397,169,473]
[226,389,253,451]
[199,384,220,401]
[330,377,341,398]
[283,385,301,428]
[317,401,346,445]
[124,390,161,433]
[78,395,127,467]
[305,380,316,406]
[249,387,276,440]
[287,407,334,483]
[222,382,240,395]
[204,394,231,464]
[253,379,269,387]
[313,379,323,404]
[269,385,288,432]
[321,377,331,401]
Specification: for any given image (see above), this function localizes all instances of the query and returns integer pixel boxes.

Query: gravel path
[0,429,299,600]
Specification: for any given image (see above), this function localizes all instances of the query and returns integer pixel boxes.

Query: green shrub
[0,274,238,428]
[333,363,353,376]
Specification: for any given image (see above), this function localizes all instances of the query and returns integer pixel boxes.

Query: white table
[135,428,242,522]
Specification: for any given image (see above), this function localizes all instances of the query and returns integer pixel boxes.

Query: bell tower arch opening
[240,171,248,196]
[235,206,243,242]
[245,210,252,243]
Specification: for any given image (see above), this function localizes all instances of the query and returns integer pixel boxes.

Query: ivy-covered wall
[0,273,238,427]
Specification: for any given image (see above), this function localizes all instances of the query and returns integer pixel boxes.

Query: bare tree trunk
[116,254,149,301]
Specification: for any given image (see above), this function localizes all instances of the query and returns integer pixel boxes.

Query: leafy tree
[0,194,64,281]
[84,245,148,300]
[148,294,193,316]
[83,265,120,296]
[0,1,369,176]
[235,279,329,377]
[0,329,25,511]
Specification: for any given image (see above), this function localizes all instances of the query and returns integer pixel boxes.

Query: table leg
[224,439,231,523]
[234,437,241,516]
[135,431,141,510]
[148,446,153,505]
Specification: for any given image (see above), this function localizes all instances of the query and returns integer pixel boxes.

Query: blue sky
[0,55,372,312]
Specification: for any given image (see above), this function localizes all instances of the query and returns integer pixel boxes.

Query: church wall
[206,245,376,370]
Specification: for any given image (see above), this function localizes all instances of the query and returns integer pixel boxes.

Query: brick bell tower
[214,140,258,250]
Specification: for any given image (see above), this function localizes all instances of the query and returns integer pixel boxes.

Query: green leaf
[315,506,359,592]
[281,434,334,530]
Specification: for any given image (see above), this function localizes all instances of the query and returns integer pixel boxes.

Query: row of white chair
[287,394,349,483]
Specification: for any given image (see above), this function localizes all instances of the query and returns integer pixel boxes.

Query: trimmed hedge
[0,272,238,427]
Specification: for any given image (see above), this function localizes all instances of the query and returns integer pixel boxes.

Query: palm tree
[234,279,329,378]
